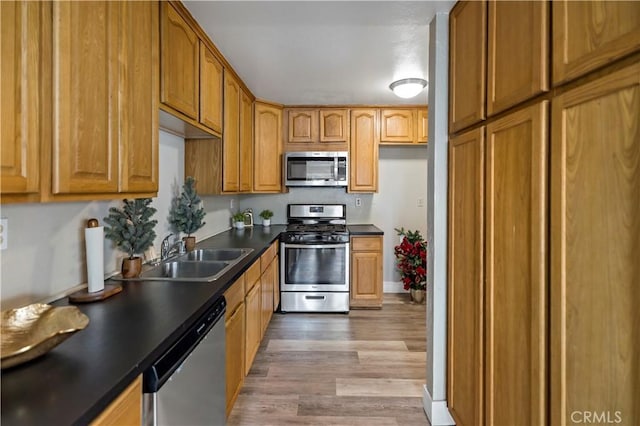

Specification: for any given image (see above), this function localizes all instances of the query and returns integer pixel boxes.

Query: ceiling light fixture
[389,78,428,99]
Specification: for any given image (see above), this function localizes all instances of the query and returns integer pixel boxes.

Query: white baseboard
[423,385,456,425]
[383,281,405,293]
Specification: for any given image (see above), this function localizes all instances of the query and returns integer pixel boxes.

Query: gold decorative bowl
[1,303,89,369]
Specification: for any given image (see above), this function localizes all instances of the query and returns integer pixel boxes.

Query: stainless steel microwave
[284,151,348,187]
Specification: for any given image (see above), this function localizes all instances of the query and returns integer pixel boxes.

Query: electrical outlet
[230,199,235,210]
[0,218,7,250]
[417,198,425,207]
[355,198,362,207]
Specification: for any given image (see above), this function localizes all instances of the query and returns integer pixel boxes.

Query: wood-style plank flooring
[228,293,430,425]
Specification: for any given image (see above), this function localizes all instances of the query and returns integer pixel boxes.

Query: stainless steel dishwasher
[143,296,226,426]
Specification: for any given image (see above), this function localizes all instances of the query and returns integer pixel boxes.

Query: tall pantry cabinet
[447,1,639,425]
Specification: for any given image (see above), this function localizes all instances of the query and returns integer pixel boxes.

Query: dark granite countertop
[347,224,384,235]
[0,225,285,426]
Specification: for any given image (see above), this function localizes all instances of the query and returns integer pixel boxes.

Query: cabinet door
[200,42,223,134]
[553,1,640,85]
[160,2,198,120]
[418,108,428,143]
[380,109,414,143]
[254,102,283,192]
[487,1,548,116]
[485,102,548,426]
[91,376,141,426]
[273,255,280,311]
[119,0,158,194]
[320,109,348,142]
[239,90,253,192]
[287,109,318,143]
[551,63,640,425]
[52,1,119,194]
[225,302,245,417]
[223,73,240,192]
[244,281,261,375]
[349,237,383,308]
[449,0,487,133]
[447,127,484,426]
[349,109,378,192]
[0,1,40,200]
[261,260,274,338]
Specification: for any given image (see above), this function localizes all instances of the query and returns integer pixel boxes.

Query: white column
[424,12,455,425]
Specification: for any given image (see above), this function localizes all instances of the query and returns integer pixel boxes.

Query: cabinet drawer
[260,241,278,273]
[224,275,245,319]
[351,236,382,251]
[245,260,261,294]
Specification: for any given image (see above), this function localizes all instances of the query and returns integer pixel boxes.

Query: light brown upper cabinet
[160,2,224,137]
[285,108,349,150]
[487,1,548,116]
[51,1,158,199]
[160,2,199,120]
[319,109,349,142]
[287,109,318,143]
[380,109,414,143]
[550,62,640,425]
[1,1,41,203]
[552,1,640,85]
[418,108,429,143]
[447,127,484,426]
[239,90,253,192]
[254,102,283,193]
[379,108,428,145]
[349,109,379,193]
[449,0,487,133]
[200,42,223,134]
[485,101,548,426]
[223,73,241,193]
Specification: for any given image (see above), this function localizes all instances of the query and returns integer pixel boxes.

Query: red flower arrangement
[394,228,427,291]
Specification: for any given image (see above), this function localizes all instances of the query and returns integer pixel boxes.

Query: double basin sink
[113,248,254,282]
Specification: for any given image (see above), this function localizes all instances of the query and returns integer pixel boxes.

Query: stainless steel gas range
[280,204,350,313]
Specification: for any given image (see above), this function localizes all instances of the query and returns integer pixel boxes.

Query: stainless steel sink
[140,261,230,280]
[180,248,251,262]
[110,247,254,282]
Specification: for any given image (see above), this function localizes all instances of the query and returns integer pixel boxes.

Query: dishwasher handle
[143,297,226,393]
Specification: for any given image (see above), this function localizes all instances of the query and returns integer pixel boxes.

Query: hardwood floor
[228,293,430,425]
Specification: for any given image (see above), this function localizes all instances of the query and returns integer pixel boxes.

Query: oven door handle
[283,243,348,250]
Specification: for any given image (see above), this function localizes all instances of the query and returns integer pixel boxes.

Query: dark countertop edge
[1,226,285,426]
[347,224,384,235]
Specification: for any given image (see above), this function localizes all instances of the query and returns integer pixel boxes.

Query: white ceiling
[183,1,455,106]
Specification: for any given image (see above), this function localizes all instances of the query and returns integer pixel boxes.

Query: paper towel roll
[85,225,105,293]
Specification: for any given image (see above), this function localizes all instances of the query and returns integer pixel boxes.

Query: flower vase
[410,288,426,304]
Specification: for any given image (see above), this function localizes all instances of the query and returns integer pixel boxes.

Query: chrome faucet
[161,234,185,261]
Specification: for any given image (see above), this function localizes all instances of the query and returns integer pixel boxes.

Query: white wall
[240,146,428,283]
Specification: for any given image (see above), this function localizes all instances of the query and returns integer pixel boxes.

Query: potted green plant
[394,227,427,303]
[232,211,246,229]
[104,198,158,278]
[259,209,273,226]
[168,177,206,251]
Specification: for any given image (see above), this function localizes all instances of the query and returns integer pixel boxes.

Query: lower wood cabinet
[244,266,261,376]
[260,260,274,339]
[224,276,245,417]
[350,236,383,308]
[90,376,141,426]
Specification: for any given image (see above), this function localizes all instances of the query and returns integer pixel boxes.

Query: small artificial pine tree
[104,198,158,259]
[168,176,206,237]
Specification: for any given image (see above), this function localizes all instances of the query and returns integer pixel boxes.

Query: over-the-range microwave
[284,151,348,187]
